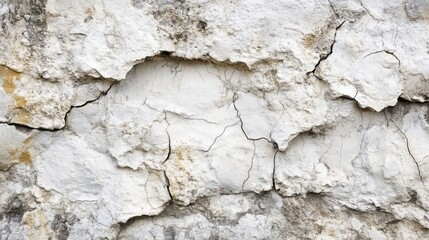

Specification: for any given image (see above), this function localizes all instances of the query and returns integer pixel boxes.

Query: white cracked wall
[1,0,429,239]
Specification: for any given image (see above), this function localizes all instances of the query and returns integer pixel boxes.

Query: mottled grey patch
[209,230,219,240]
[401,74,429,102]
[132,0,209,42]
[130,0,145,9]
[425,107,429,124]
[1,0,47,47]
[119,192,429,239]
[197,20,207,31]
[51,214,69,240]
[51,213,78,240]
[3,195,33,222]
[406,0,429,21]
[163,225,176,240]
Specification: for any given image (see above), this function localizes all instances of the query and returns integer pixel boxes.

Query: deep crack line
[162,112,174,203]
[272,149,279,190]
[0,120,58,132]
[308,20,346,78]
[163,171,174,203]
[0,80,118,132]
[232,92,273,143]
[163,111,172,163]
[363,50,401,67]
[242,140,256,190]
[390,119,424,185]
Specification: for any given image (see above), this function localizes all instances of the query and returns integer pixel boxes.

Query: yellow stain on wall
[19,150,32,164]
[24,209,50,240]
[23,136,32,145]
[8,136,33,165]
[14,95,27,107]
[13,95,31,124]
[0,65,21,94]
[15,109,31,125]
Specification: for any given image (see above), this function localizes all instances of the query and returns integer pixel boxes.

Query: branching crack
[203,122,239,152]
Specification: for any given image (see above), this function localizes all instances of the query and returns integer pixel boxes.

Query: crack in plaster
[232,92,273,144]
[0,80,118,131]
[309,20,346,80]
[390,119,425,185]
[241,140,256,190]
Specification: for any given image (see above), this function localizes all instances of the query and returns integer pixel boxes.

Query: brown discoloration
[25,211,33,226]
[176,148,184,161]
[0,66,33,124]
[14,95,30,124]
[14,95,27,108]
[8,136,33,165]
[3,78,16,93]
[15,109,31,125]
[24,209,50,240]
[20,137,33,164]
[19,150,32,164]
[302,20,337,50]
[0,65,21,94]
[23,136,33,145]
[175,147,192,162]
[303,34,316,48]
[85,6,94,15]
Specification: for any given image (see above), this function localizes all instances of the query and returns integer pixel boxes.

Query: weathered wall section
[1,0,429,239]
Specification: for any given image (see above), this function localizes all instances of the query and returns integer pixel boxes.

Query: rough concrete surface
[1,0,429,239]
